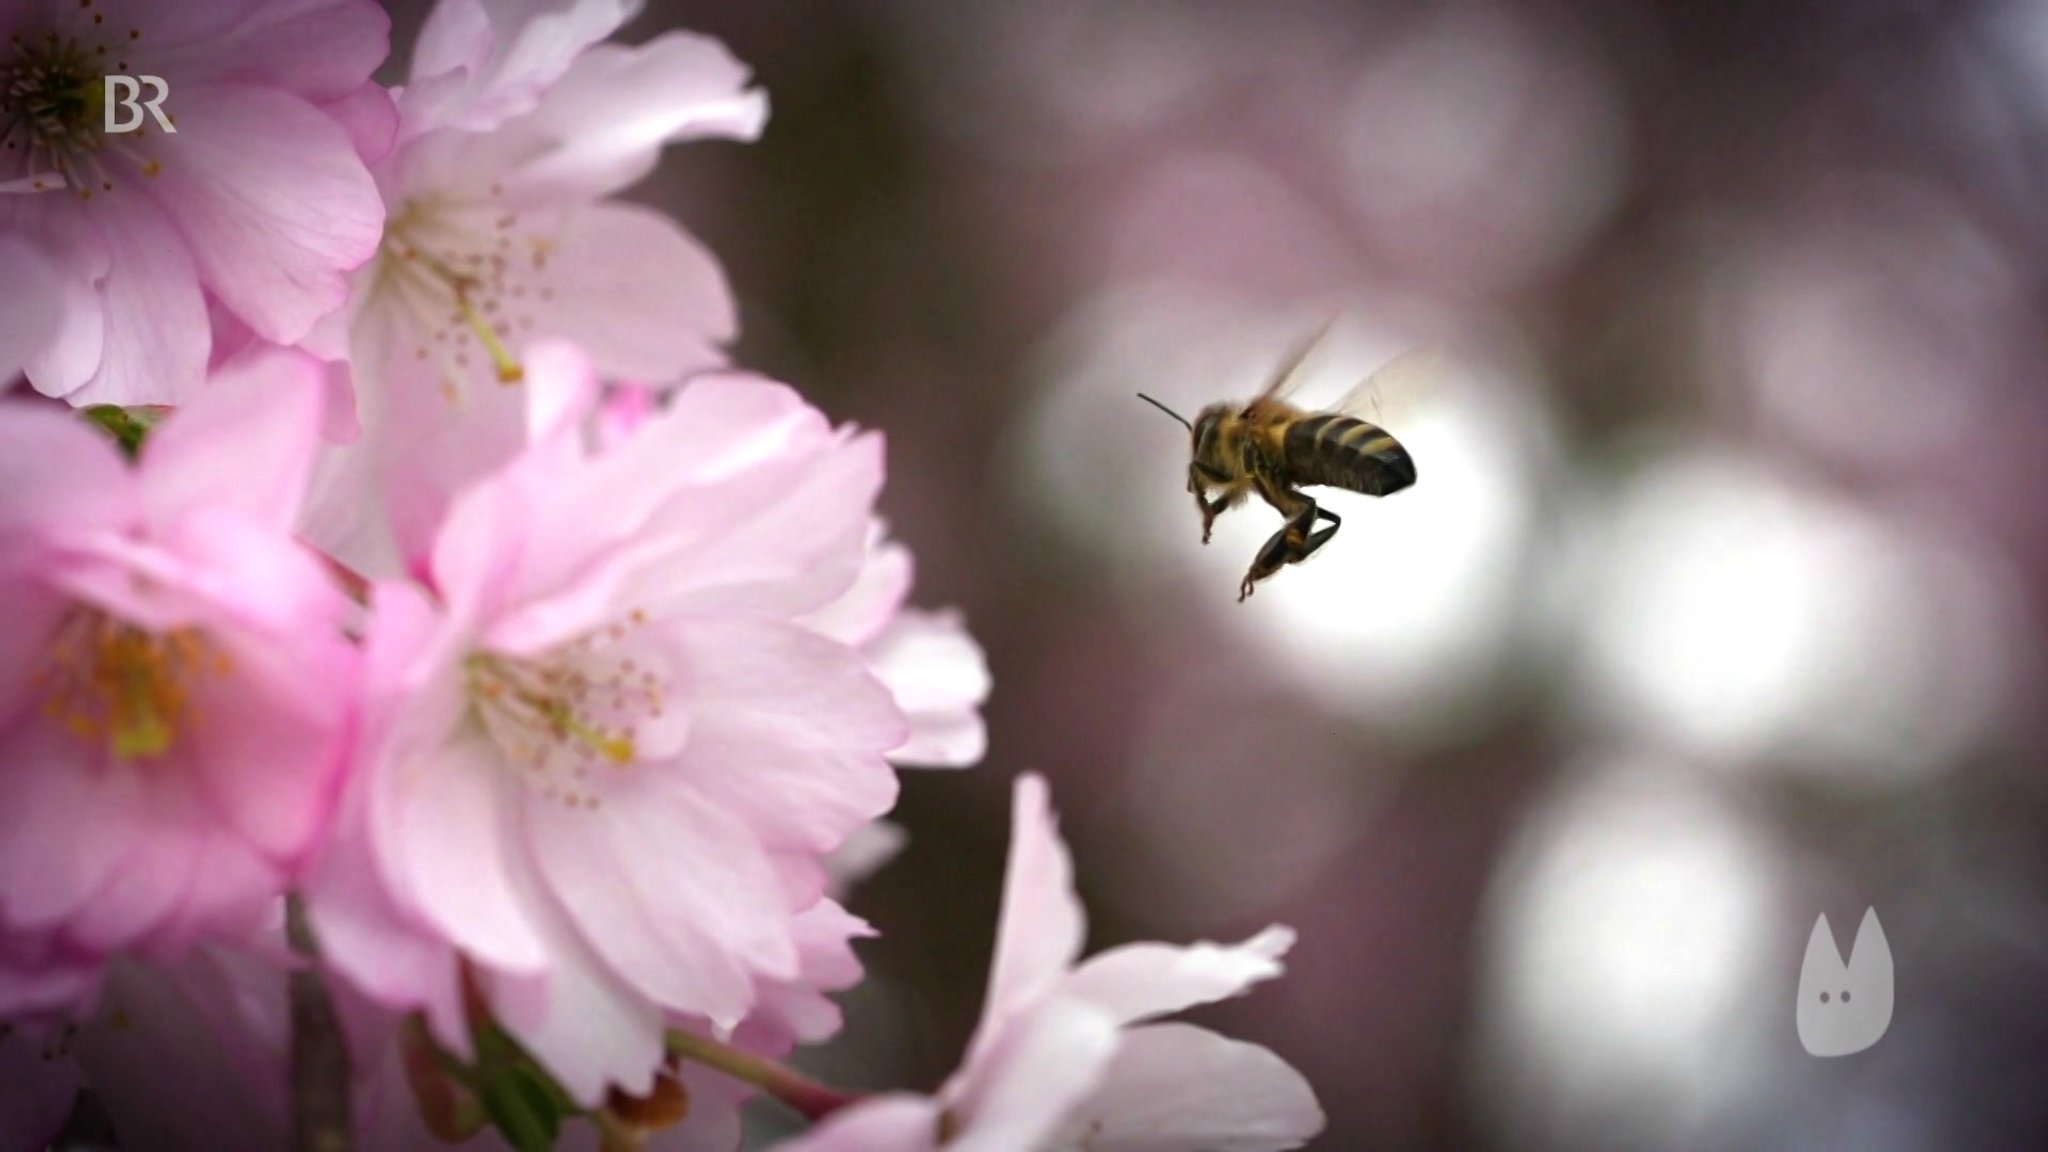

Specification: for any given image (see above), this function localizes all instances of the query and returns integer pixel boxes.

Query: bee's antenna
[1136,392,1194,432]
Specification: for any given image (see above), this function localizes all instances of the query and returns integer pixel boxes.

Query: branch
[286,894,353,1152]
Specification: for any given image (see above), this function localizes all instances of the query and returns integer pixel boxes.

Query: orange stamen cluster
[463,610,666,809]
[36,610,225,760]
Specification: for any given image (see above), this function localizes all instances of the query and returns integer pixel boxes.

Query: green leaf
[81,405,158,460]
[481,1065,568,1152]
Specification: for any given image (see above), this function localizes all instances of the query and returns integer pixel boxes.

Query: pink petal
[1055,1023,1325,1152]
[508,202,738,380]
[970,773,1085,1064]
[480,34,768,205]
[0,582,73,726]
[1060,926,1295,1028]
[401,0,639,138]
[824,819,907,892]
[180,615,351,862]
[745,899,875,1050]
[624,432,884,621]
[949,997,1120,1152]
[319,83,401,168]
[8,207,109,398]
[139,345,324,531]
[664,618,904,853]
[375,731,551,976]
[102,0,390,101]
[144,84,383,345]
[773,1094,944,1152]
[0,235,67,386]
[523,777,791,1028]
[65,193,209,406]
[0,723,152,935]
[0,403,134,533]
[481,913,666,1108]
[865,609,990,768]
[800,528,913,647]
[0,949,99,1016]
[303,834,468,1055]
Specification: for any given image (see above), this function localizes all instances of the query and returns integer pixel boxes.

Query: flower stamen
[0,6,159,198]
[463,620,668,807]
[35,610,224,760]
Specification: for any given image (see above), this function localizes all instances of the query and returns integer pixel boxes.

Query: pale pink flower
[307,344,911,1105]
[0,0,392,405]
[301,0,767,578]
[779,774,1324,1152]
[804,526,992,769]
[0,348,359,1015]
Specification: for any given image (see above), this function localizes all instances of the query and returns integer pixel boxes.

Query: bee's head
[1191,404,1231,468]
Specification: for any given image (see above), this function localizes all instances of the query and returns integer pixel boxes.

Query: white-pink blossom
[306,344,920,1105]
[301,0,767,578]
[779,774,1324,1152]
[0,0,392,405]
[0,348,359,1015]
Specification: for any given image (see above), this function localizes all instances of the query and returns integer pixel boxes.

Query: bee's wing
[1331,346,1445,429]
[1247,318,1337,410]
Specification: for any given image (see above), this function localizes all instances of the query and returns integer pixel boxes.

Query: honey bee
[1139,325,1435,601]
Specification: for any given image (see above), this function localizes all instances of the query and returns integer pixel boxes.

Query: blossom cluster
[0,1,1323,1149]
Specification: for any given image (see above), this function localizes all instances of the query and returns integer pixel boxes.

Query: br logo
[1796,907,1894,1057]
[103,75,176,135]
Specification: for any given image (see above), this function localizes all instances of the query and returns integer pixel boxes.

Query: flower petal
[143,84,384,345]
[0,235,68,387]
[523,777,791,1027]
[65,193,209,407]
[480,33,768,205]
[0,403,134,533]
[865,609,990,768]
[967,774,1086,1068]
[1052,1023,1325,1152]
[401,0,640,137]
[800,528,914,648]
[375,729,551,977]
[482,912,666,1107]
[305,833,468,1055]
[1060,926,1295,1028]
[138,346,324,531]
[506,201,738,380]
[949,996,1120,1152]
[103,0,391,101]
[663,618,904,854]
[7,207,109,399]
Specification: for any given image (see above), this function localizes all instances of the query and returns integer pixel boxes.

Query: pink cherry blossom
[301,0,767,578]
[778,774,1324,1152]
[803,526,992,769]
[306,344,915,1106]
[0,348,359,1015]
[0,0,392,406]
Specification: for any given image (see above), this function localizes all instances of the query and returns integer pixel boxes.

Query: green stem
[663,1030,859,1122]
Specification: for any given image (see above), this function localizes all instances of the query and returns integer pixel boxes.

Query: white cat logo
[1796,907,1894,1057]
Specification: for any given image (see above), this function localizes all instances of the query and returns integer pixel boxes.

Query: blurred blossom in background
[376,0,2048,1145]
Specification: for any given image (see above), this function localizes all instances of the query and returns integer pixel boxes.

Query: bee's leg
[1240,526,1295,601]
[1239,483,1332,601]
[1295,505,1341,562]
[1189,462,1231,543]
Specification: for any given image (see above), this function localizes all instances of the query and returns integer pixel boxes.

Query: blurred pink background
[379,2,2048,1147]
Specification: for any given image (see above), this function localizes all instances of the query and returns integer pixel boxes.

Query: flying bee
[1138,325,1437,602]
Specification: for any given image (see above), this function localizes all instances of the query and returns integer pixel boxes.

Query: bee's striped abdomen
[1282,414,1417,497]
